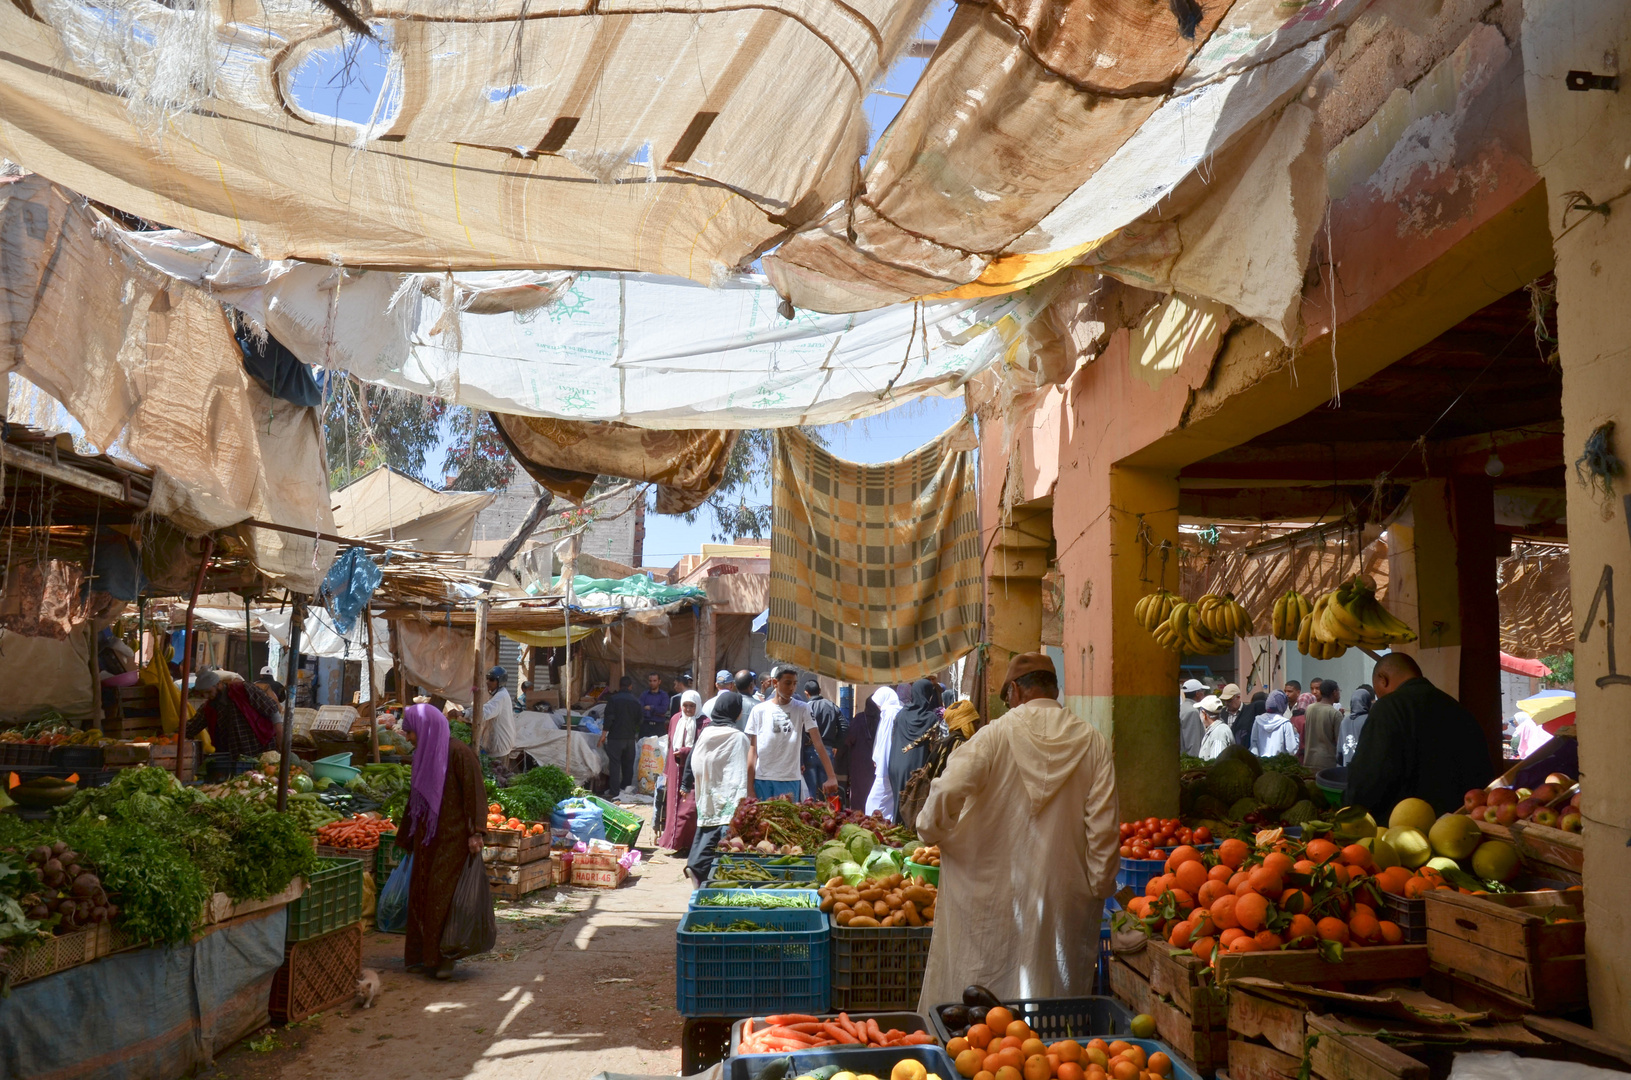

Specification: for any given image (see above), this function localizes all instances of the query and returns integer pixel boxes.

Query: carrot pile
[736,1013,935,1054]
[316,815,396,849]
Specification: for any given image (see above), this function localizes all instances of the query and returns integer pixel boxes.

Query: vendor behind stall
[1344,653,1497,819]
[187,667,280,758]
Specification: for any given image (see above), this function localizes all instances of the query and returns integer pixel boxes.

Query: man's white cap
[1181,678,1207,693]
[1197,695,1223,714]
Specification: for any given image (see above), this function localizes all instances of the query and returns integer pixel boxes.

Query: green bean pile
[702,880,813,890]
[688,919,771,932]
[696,891,816,909]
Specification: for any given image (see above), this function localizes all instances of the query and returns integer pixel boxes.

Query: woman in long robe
[887,678,942,809]
[865,686,903,819]
[659,690,705,851]
[845,696,879,811]
[682,692,750,886]
[397,703,488,979]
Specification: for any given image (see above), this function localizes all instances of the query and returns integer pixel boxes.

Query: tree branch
[483,492,555,589]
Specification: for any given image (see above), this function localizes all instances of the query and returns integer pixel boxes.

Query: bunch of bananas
[1196,592,1253,638]
[1133,589,1179,632]
[1160,601,1234,654]
[1298,575,1418,657]
[1272,589,1311,640]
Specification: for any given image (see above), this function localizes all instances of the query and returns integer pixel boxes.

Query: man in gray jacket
[1179,678,1207,757]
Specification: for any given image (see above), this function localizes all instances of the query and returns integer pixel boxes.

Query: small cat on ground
[355,968,381,1009]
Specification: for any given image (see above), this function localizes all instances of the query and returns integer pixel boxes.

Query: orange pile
[1123,836,1405,965]
[947,1008,1172,1080]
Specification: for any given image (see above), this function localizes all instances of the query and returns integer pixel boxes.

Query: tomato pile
[1118,817,1212,861]
[948,1008,1172,1080]
[1122,835,1404,967]
[486,803,547,835]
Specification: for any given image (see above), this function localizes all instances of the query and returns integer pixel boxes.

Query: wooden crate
[488,858,555,899]
[571,853,629,889]
[102,684,163,739]
[1226,1040,1301,1080]
[146,741,200,780]
[1423,891,1585,1013]
[1471,820,1583,882]
[1212,945,1429,987]
[482,827,552,865]
[1108,945,1227,1077]
[1305,1014,1430,1080]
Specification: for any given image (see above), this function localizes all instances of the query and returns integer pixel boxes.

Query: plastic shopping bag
[439,853,497,959]
[550,796,606,843]
[376,852,412,934]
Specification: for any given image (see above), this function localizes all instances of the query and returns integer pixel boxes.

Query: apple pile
[1463,772,1581,833]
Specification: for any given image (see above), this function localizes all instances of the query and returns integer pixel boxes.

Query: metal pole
[364,609,380,764]
[276,599,305,813]
[243,592,254,683]
[176,535,215,780]
[562,602,572,733]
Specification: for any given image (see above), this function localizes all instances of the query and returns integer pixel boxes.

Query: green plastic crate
[285,857,363,943]
[375,832,403,882]
[588,795,642,848]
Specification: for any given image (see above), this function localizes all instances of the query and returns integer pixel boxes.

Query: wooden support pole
[276,601,305,813]
[363,609,381,764]
[472,598,490,754]
[175,535,215,779]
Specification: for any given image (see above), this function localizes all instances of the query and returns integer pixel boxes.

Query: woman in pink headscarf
[396,703,488,980]
[1291,693,1317,763]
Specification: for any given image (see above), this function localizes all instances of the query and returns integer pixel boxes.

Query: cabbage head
[838,861,867,887]
[847,831,875,864]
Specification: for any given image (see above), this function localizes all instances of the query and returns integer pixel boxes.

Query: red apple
[1532,807,1560,828]
[1546,773,1573,786]
[1560,813,1582,833]
[1513,799,1538,820]
[1569,792,1582,810]
[1532,784,1560,803]
[1488,787,1519,807]
[1464,788,1488,809]
[1494,803,1519,826]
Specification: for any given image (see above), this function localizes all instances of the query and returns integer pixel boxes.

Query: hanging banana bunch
[1197,592,1253,638]
[1298,575,1418,657]
[1168,601,1234,655]
[1272,589,1310,640]
[1134,589,1179,632]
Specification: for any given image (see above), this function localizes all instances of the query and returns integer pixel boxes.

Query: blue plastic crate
[726,1046,955,1080]
[676,908,829,1017]
[689,888,821,910]
[1116,855,1167,893]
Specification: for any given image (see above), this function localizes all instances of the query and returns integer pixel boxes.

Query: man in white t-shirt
[745,666,840,801]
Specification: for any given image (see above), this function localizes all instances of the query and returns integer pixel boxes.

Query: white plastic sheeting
[104,225,1064,428]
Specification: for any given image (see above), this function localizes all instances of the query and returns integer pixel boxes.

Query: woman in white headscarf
[659,690,705,852]
[866,686,903,819]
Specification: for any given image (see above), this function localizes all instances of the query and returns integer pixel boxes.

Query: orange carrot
[742,1018,754,1038]
[822,1023,857,1044]
[764,1014,820,1026]
[902,1032,935,1045]
[866,1018,884,1044]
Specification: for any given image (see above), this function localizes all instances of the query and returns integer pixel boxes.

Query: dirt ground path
[210,806,688,1080]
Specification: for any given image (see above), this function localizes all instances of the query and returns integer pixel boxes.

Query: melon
[1228,797,1262,821]
[1206,759,1256,803]
[1428,813,1482,860]
[1384,826,1432,869]
[1388,798,1437,834]
[1359,836,1400,870]
[1254,771,1301,812]
[1281,800,1318,826]
[1471,840,1520,882]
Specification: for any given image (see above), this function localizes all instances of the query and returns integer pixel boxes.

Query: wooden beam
[2,442,133,503]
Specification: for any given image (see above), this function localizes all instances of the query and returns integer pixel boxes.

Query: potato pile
[911,845,941,867]
[819,873,936,928]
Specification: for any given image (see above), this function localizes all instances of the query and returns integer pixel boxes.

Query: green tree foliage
[322,376,514,492]
[1541,651,1574,689]
[672,429,826,543]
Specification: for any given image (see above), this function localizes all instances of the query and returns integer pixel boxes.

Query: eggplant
[941,1004,970,1029]
[963,984,1003,1008]
[967,1005,988,1026]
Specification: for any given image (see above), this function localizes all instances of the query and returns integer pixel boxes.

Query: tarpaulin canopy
[251,609,394,674]
[501,626,598,648]
[329,468,496,554]
[101,221,1064,428]
[0,176,336,593]
[494,416,736,513]
[0,0,934,283]
[766,0,1366,328]
[1500,652,1552,679]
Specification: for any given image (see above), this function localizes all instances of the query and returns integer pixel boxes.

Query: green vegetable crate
[285,857,363,943]
[588,795,642,848]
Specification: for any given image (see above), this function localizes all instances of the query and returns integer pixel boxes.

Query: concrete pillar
[985,502,1050,716]
[1523,0,1631,1040]
[1055,463,1181,820]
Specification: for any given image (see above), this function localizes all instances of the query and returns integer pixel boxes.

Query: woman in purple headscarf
[396,703,488,979]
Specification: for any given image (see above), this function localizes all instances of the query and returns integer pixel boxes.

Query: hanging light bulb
[1485,450,1505,477]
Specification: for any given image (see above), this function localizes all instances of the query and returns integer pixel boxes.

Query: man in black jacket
[599,676,645,799]
[1344,653,1497,821]
[801,679,847,802]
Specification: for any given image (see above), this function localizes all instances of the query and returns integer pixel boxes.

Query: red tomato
[1194,827,1213,844]
[1120,823,1135,838]
[1120,845,1135,857]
